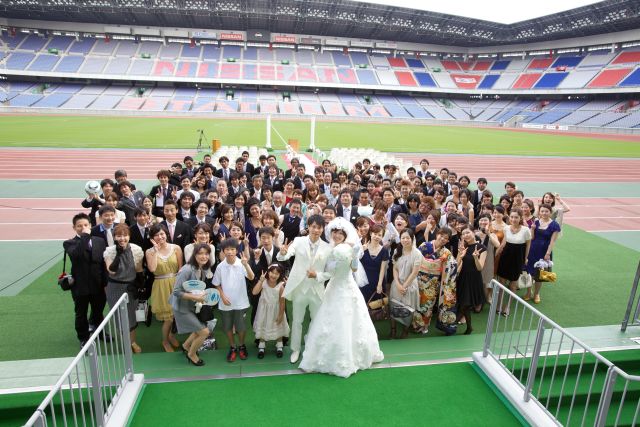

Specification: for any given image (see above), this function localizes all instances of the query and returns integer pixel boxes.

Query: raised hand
[280,239,290,256]
[259,270,266,283]
[253,247,262,261]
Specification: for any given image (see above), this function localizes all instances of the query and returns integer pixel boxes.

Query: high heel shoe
[464,326,474,335]
[186,353,205,366]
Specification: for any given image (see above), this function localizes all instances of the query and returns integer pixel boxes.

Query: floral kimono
[414,242,454,333]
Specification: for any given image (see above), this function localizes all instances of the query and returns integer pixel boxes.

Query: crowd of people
[63,151,569,367]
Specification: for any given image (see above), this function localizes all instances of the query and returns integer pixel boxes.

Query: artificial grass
[0,224,637,362]
[0,116,639,157]
[128,363,522,427]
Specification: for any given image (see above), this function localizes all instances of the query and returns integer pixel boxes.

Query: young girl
[252,263,289,359]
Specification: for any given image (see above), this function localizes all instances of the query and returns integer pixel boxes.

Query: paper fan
[182,279,206,292]
[202,288,221,306]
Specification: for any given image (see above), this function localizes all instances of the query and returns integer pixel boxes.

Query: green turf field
[0,115,639,157]
[128,363,523,427]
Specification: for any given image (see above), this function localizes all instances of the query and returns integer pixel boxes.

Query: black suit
[129,224,152,251]
[149,184,178,218]
[248,245,281,324]
[255,164,269,176]
[81,197,103,227]
[161,219,193,252]
[265,176,283,192]
[177,207,195,222]
[336,204,360,225]
[187,215,216,231]
[244,162,255,176]
[118,191,145,225]
[272,204,289,216]
[249,187,266,202]
[91,224,114,244]
[216,168,233,182]
[63,234,107,342]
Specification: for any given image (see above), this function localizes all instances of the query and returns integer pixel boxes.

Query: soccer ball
[84,180,101,195]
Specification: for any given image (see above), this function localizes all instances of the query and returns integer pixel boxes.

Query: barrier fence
[475,280,640,427]
[621,260,640,333]
[24,294,143,427]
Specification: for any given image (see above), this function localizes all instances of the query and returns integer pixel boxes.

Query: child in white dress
[252,263,290,358]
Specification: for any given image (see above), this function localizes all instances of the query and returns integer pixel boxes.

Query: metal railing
[621,261,640,332]
[478,279,640,426]
[24,294,136,427]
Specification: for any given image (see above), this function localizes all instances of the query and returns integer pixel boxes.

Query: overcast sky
[350,0,604,24]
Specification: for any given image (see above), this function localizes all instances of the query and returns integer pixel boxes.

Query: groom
[277,214,332,364]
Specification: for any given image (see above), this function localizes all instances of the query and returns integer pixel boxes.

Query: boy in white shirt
[213,238,255,362]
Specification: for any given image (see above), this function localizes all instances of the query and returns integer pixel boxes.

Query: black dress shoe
[257,348,265,359]
[276,348,283,358]
[186,353,205,366]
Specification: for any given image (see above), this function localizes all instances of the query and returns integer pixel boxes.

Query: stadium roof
[0,0,638,47]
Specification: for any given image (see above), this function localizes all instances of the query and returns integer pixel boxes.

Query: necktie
[162,187,167,199]
[265,250,272,265]
[224,169,228,181]
[169,223,175,241]
[106,228,114,246]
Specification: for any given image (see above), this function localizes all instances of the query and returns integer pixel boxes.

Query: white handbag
[517,272,533,290]
[135,301,149,323]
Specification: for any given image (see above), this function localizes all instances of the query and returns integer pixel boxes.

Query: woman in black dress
[455,225,487,335]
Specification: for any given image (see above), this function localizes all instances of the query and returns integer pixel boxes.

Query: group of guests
[64,152,569,364]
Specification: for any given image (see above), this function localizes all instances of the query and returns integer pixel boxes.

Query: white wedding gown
[299,243,384,378]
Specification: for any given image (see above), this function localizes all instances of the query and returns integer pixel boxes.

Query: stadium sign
[220,33,244,41]
[192,31,217,40]
[300,37,321,45]
[274,35,296,43]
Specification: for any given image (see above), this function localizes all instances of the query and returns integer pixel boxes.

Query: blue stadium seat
[53,56,84,73]
[490,60,510,70]
[406,58,425,68]
[27,54,60,72]
[478,75,500,89]
[414,72,437,87]
[552,56,583,67]
[533,72,568,88]
[356,69,378,85]
[619,69,640,86]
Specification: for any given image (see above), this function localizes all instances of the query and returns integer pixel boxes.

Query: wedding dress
[299,242,384,378]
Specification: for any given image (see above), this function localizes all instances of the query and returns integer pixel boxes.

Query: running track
[1,148,639,240]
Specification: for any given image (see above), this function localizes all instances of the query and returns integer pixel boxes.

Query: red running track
[0,148,189,180]
[393,154,640,182]
[561,197,640,232]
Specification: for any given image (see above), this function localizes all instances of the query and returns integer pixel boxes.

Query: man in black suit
[271,191,289,216]
[241,151,255,176]
[473,177,489,210]
[91,205,117,246]
[201,164,219,190]
[215,156,232,182]
[249,174,266,201]
[416,159,430,179]
[183,156,198,179]
[63,213,107,347]
[335,190,359,225]
[129,208,152,251]
[117,181,145,226]
[284,157,300,180]
[187,200,217,230]
[202,190,222,220]
[265,166,283,192]
[149,169,178,219]
[248,226,282,325]
[176,192,195,222]
[161,200,192,252]
[254,154,268,177]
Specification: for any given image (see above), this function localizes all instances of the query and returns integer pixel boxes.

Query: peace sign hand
[280,239,290,256]
[259,270,267,283]
[253,247,262,261]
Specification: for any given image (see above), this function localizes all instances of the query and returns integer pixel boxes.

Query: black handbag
[57,251,74,291]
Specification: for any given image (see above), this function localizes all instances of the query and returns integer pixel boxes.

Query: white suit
[277,236,331,352]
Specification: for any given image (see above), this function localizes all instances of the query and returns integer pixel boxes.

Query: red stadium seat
[611,51,640,65]
[395,71,417,86]
[472,61,492,71]
[441,60,461,71]
[527,58,554,69]
[513,73,542,89]
[387,57,407,67]
[587,68,633,88]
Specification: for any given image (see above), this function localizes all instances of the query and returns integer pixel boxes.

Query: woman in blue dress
[359,224,390,303]
[524,203,561,304]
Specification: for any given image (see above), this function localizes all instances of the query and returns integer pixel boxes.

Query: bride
[299,217,384,378]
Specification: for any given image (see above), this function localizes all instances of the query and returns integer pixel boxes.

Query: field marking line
[0,222,69,225]
[588,230,640,233]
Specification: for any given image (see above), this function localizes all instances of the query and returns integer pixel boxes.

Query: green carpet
[0,224,637,362]
[128,363,522,427]
[1,116,639,157]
